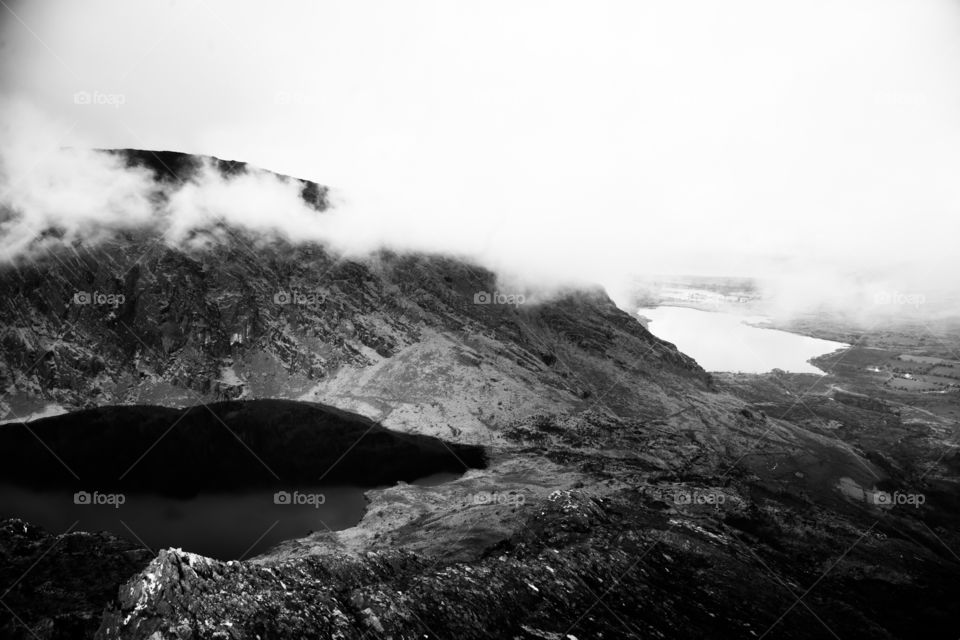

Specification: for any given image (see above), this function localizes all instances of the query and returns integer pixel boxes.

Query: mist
[1,0,959,318]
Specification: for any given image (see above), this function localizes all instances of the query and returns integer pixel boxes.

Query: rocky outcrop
[0,519,153,640]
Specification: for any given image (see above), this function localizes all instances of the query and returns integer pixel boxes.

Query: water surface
[638,306,846,373]
[1,472,457,560]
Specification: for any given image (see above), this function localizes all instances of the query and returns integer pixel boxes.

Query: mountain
[0,150,707,443]
[1,150,957,639]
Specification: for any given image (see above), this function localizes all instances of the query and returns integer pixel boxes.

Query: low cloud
[0,99,159,259]
[0,99,393,263]
[0,97,958,322]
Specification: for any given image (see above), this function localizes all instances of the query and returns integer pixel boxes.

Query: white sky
[1,0,959,309]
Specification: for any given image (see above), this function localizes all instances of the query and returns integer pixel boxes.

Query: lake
[637,306,847,374]
[0,473,458,560]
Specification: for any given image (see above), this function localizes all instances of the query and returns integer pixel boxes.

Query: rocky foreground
[96,485,953,640]
[3,400,958,639]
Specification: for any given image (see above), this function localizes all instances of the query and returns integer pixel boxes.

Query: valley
[0,157,957,639]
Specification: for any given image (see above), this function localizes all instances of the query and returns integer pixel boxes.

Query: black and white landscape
[1,2,959,639]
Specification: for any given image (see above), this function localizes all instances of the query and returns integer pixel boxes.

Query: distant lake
[637,306,847,374]
[0,472,457,560]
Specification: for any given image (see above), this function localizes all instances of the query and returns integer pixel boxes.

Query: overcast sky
[1,0,958,311]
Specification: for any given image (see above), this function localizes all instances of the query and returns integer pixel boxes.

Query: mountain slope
[1,150,957,640]
[0,154,708,443]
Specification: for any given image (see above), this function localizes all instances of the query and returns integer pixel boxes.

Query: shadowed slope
[0,399,486,496]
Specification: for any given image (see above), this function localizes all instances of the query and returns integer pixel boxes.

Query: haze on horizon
[1,0,959,318]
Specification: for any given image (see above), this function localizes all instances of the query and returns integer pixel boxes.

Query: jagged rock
[0,519,153,640]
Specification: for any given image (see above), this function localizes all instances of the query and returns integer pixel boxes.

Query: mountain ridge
[0,153,709,443]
